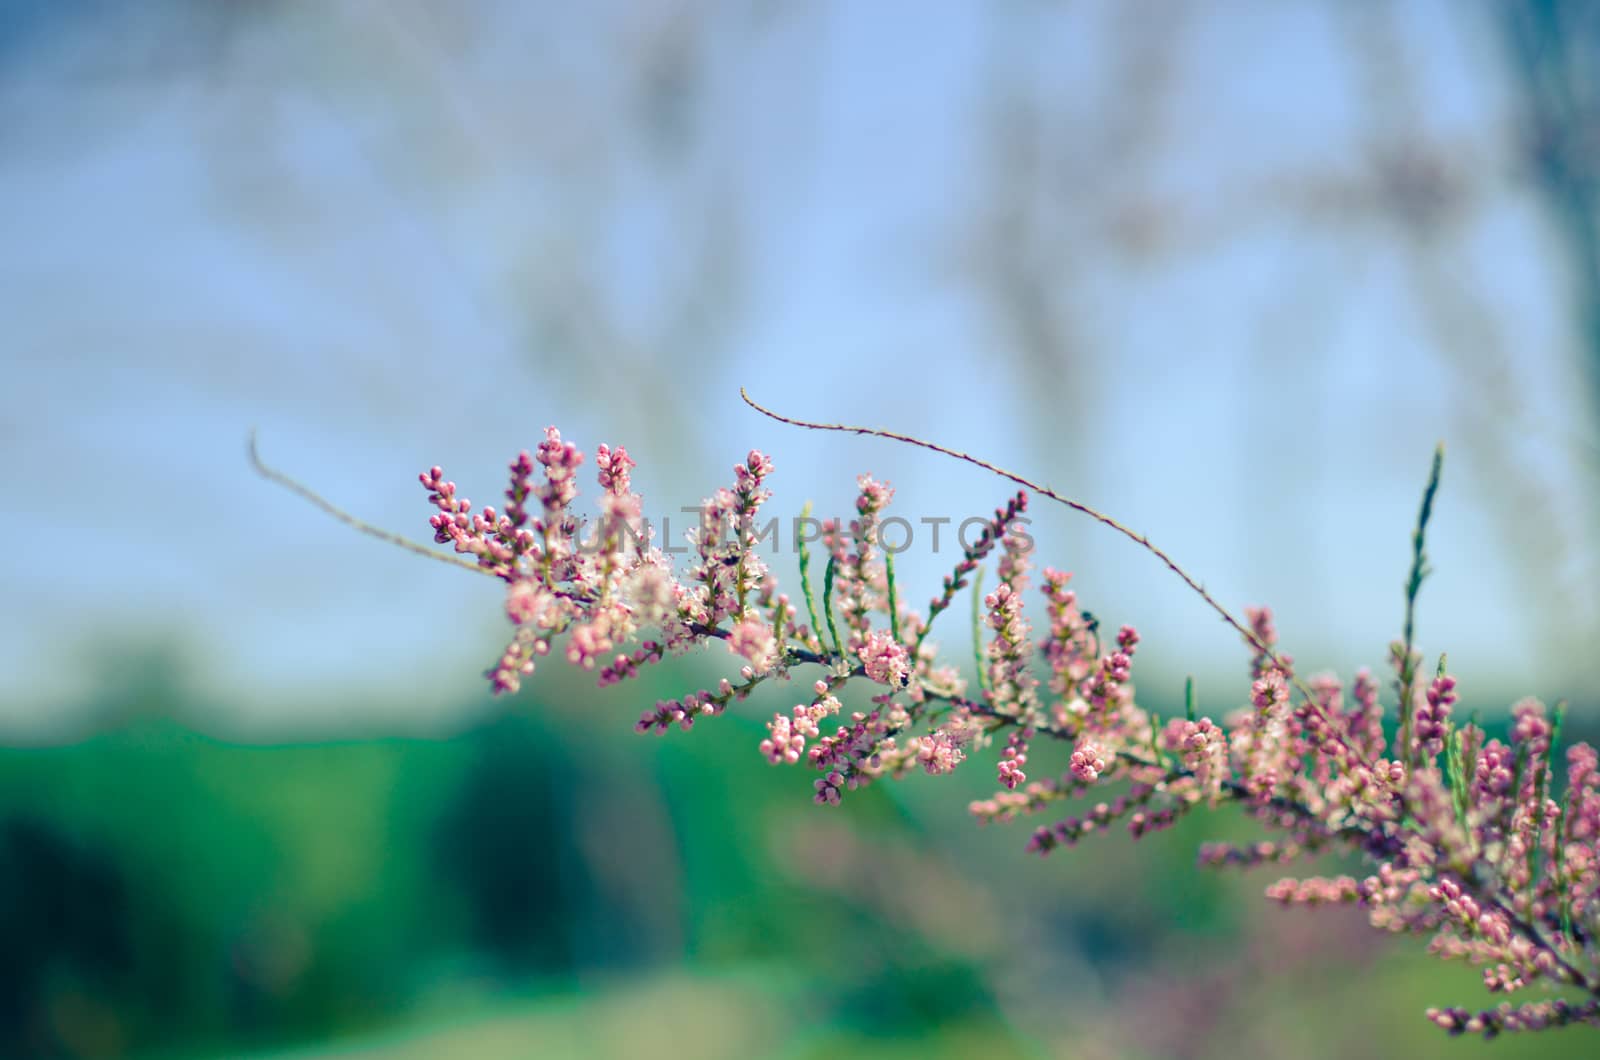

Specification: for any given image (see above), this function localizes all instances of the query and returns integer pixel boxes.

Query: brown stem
[248,431,497,578]
[740,389,1273,654]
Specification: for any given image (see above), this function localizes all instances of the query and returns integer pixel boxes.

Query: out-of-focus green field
[2,653,1593,1059]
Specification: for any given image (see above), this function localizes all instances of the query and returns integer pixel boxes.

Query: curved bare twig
[248,430,496,578]
[739,387,1274,661]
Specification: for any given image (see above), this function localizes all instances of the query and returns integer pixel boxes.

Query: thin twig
[739,388,1275,664]
[247,430,496,578]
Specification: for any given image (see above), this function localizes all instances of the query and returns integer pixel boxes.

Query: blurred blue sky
[3,0,1596,735]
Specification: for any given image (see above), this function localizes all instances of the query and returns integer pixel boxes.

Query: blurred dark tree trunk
[1500,0,1600,421]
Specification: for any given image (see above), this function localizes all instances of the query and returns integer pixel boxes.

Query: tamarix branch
[253,392,1600,1039]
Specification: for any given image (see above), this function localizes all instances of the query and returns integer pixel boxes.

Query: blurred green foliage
[1,652,1595,1059]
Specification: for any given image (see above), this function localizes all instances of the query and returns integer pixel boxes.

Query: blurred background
[4,1,1600,1056]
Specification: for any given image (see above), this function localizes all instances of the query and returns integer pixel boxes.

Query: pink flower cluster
[413,427,1600,1038]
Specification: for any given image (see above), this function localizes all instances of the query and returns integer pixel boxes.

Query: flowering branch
[254,396,1600,1039]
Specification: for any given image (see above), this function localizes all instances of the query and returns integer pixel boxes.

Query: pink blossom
[1415,673,1458,756]
[913,729,966,775]
[729,617,778,673]
[997,727,1031,789]
[595,443,635,495]
[855,474,894,515]
[1251,669,1290,716]
[505,580,552,626]
[860,629,911,687]
[1070,740,1108,783]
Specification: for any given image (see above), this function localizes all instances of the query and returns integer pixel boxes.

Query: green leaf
[971,567,989,694]
[822,555,844,661]
[885,548,902,644]
[796,500,825,652]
